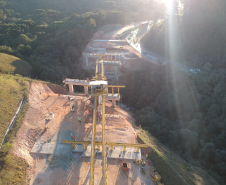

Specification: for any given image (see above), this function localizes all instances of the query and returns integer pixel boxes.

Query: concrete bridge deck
[63,79,89,86]
[73,145,141,160]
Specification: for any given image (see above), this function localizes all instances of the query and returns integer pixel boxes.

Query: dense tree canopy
[121,62,226,184]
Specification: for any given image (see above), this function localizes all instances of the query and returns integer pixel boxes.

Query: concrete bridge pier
[84,86,88,95]
[115,66,119,81]
[114,66,118,76]
[63,78,89,95]
[68,84,74,94]
[85,56,89,66]
[112,100,116,107]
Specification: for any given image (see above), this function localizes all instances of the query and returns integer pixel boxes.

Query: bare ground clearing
[12,83,156,185]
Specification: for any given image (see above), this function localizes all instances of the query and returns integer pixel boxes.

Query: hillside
[0,75,27,143]
[0,53,32,76]
[138,128,219,185]
[121,61,226,184]
[126,1,226,183]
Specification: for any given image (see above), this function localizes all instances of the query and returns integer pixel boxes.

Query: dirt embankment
[12,83,66,180]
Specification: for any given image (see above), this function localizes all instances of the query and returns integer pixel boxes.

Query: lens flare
[163,0,174,12]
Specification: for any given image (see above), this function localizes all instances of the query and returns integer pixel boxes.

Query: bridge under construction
[62,55,148,184]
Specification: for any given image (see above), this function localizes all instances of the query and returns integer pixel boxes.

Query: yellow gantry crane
[63,55,148,185]
[90,58,108,185]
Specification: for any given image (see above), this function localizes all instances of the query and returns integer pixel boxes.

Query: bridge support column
[68,84,74,94]
[112,100,116,107]
[85,56,89,66]
[115,66,118,81]
[114,66,118,76]
[84,86,88,95]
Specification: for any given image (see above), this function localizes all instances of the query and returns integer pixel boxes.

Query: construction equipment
[89,59,108,185]
[150,164,156,172]
[71,104,75,112]
[141,158,145,166]
[140,167,145,175]
[133,158,146,166]
[62,140,148,151]
[152,172,161,182]
[68,96,74,101]
[134,159,142,164]
[122,163,129,171]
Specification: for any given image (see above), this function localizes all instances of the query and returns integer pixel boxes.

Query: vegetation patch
[0,96,29,185]
[137,128,218,185]
[0,148,29,185]
[0,53,32,76]
[0,75,23,142]
[6,103,29,144]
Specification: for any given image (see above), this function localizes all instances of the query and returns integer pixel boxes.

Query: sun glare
[163,0,174,12]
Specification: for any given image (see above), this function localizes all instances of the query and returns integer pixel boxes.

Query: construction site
[11,24,165,185]
[81,22,153,84]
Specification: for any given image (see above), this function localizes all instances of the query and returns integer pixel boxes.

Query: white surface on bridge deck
[30,142,71,155]
[80,145,141,160]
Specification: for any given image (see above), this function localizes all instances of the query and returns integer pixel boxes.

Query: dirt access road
[12,83,156,185]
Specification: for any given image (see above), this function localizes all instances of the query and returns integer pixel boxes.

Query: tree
[21,20,35,29]
[179,128,198,153]
[199,142,215,163]
[64,46,78,63]
[86,18,96,34]
[14,34,31,45]
[0,45,13,54]
[2,142,12,152]
[32,62,44,77]
[18,44,32,56]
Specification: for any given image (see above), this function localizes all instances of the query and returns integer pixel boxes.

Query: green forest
[121,0,226,184]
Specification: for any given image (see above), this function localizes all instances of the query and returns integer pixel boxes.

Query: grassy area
[6,103,29,144]
[0,75,25,143]
[0,101,30,185]
[137,128,219,185]
[0,152,29,185]
[0,53,32,76]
